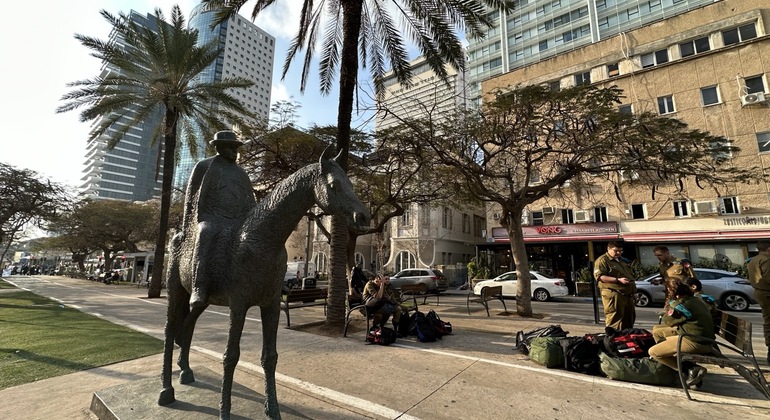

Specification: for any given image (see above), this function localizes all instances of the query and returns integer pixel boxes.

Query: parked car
[634,268,756,311]
[472,271,569,302]
[390,268,448,293]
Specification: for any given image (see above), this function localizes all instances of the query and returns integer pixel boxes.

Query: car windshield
[432,269,446,278]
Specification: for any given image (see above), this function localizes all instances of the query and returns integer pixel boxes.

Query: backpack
[529,337,565,368]
[599,353,676,385]
[411,311,439,342]
[560,335,603,375]
[366,325,397,345]
[603,328,655,358]
[515,325,569,355]
[398,311,414,337]
[426,309,452,337]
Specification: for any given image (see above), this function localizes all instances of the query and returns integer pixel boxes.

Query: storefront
[479,222,621,293]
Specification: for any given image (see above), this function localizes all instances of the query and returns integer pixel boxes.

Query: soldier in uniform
[362,274,405,332]
[653,245,696,301]
[748,240,770,364]
[594,241,637,330]
[183,130,256,307]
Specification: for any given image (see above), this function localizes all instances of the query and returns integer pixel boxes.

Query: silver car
[390,268,448,293]
[634,268,756,311]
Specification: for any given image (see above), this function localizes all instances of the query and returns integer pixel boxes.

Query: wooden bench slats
[676,309,770,400]
[466,285,507,317]
[281,288,327,328]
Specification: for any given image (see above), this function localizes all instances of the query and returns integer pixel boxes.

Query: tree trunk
[505,207,533,317]
[325,0,363,329]
[148,111,178,298]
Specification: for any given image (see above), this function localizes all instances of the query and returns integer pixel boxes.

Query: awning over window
[621,230,770,243]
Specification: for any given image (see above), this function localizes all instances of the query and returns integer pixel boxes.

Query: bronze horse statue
[158,152,370,419]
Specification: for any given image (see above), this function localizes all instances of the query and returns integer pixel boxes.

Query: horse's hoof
[158,387,175,405]
[179,369,195,384]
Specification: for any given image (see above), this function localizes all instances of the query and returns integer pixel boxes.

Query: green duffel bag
[529,337,564,368]
[599,353,677,386]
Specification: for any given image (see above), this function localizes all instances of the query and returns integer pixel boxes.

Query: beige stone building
[478,0,770,283]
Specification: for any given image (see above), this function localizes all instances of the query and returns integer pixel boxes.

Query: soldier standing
[594,241,637,330]
[748,240,770,364]
[653,245,696,300]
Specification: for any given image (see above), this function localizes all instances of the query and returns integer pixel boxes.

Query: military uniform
[648,295,715,371]
[594,253,637,330]
[748,252,770,348]
[362,280,404,325]
[659,258,696,302]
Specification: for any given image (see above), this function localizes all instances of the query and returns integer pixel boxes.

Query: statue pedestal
[90,367,265,419]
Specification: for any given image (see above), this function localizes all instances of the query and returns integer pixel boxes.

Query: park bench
[343,289,421,338]
[466,285,507,317]
[281,287,327,328]
[676,309,770,400]
[399,283,441,306]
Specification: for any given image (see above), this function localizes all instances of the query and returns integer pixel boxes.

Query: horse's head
[315,150,371,233]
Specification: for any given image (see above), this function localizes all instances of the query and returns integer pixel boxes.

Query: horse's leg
[261,302,282,420]
[176,304,207,384]
[220,306,246,420]
[159,248,187,405]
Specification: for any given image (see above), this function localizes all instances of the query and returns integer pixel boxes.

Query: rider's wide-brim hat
[209,130,244,147]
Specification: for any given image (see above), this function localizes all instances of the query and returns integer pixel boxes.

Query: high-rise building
[466,0,715,107]
[375,56,468,131]
[80,11,166,201]
[80,7,275,201]
[173,5,275,190]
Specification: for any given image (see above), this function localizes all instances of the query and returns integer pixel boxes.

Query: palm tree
[204,0,514,329]
[57,5,255,298]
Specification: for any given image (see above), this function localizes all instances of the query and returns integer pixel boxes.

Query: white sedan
[473,271,569,302]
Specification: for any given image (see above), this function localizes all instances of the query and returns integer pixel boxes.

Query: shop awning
[621,230,770,243]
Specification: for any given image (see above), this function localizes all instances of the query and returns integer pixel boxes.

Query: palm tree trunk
[148,111,178,298]
[325,0,364,329]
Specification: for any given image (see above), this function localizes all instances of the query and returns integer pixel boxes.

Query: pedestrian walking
[594,241,637,330]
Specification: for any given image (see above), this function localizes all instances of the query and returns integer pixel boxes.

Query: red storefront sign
[491,222,619,243]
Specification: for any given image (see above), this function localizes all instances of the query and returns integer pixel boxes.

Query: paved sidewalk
[2,276,770,419]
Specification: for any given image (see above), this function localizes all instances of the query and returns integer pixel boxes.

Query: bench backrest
[715,310,753,355]
[284,288,328,302]
[400,283,427,295]
[481,285,503,299]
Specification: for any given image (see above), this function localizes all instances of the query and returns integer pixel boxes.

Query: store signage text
[723,216,770,226]
[536,226,562,234]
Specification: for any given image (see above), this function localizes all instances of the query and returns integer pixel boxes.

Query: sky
[0,1,375,190]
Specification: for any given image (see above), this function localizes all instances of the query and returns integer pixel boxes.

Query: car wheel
[721,293,750,312]
[533,288,550,302]
[635,291,651,307]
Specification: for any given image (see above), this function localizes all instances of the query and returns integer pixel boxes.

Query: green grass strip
[0,285,163,389]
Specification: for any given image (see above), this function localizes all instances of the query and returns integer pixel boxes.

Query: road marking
[193,345,421,420]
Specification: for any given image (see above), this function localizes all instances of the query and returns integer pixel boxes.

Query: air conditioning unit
[741,92,767,106]
[620,170,639,181]
[693,201,717,214]
[574,210,591,223]
[542,206,556,214]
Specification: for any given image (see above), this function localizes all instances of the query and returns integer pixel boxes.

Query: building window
[574,71,591,86]
[593,206,608,222]
[700,86,719,106]
[394,251,416,273]
[401,208,411,226]
[710,139,732,163]
[561,208,574,224]
[529,170,541,185]
[462,213,471,234]
[673,200,689,217]
[757,132,770,154]
[549,80,561,92]
[539,40,548,51]
[745,75,766,94]
[473,215,485,237]
[679,37,710,58]
[657,95,675,114]
[532,211,544,226]
[631,204,646,220]
[607,63,620,78]
[720,197,739,215]
[618,104,632,114]
[640,49,668,68]
[442,207,453,229]
[722,23,757,46]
